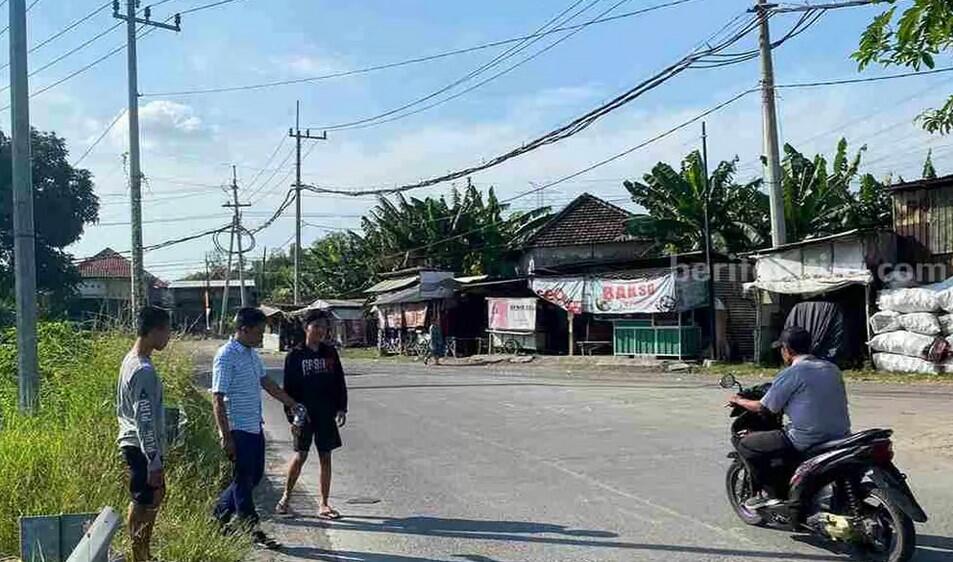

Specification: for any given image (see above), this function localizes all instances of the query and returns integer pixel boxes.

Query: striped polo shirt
[211,338,267,434]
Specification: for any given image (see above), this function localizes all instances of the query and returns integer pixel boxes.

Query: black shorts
[293,416,342,454]
[121,446,161,506]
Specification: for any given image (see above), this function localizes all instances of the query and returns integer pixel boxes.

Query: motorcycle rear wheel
[856,488,916,562]
[726,459,764,526]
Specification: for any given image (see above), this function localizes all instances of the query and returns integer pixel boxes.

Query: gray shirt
[117,351,166,471]
[761,355,851,451]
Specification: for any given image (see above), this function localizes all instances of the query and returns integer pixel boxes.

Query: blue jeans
[214,430,265,526]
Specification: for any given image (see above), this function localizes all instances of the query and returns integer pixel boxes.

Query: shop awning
[365,276,418,294]
[744,230,884,296]
[374,284,455,306]
[330,308,365,321]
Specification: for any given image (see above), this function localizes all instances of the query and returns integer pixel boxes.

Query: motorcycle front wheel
[725,459,764,526]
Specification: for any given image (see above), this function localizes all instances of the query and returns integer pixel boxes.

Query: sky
[6,0,952,281]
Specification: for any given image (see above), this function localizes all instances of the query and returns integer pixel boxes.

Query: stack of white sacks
[869,284,953,374]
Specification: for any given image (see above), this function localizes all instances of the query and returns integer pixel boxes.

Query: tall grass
[0,323,249,561]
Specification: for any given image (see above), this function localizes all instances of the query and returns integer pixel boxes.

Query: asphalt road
[220,353,953,562]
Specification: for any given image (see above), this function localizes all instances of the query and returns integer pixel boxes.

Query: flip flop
[252,531,283,550]
[317,508,342,520]
[275,498,295,517]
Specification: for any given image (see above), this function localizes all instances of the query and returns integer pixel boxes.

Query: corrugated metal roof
[331,308,365,321]
[454,275,489,284]
[260,305,283,318]
[309,298,365,309]
[168,280,257,289]
[373,285,455,306]
[365,276,418,294]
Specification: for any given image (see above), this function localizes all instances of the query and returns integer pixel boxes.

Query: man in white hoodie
[117,305,172,562]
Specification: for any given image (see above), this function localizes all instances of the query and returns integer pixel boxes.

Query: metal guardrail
[19,507,119,562]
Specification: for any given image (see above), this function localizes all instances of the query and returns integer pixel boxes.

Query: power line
[314,0,605,131]
[178,0,243,16]
[300,13,771,197]
[140,0,697,98]
[0,0,242,111]
[776,66,953,89]
[0,1,113,72]
[243,133,288,192]
[0,0,41,37]
[0,25,157,112]
[367,87,758,262]
[72,108,126,167]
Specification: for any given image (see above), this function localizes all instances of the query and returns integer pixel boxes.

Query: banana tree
[624,150,769,254]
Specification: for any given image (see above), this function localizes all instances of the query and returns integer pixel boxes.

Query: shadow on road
[348,382,710,391]
[277,546,486,561]
[916,535,953,561]
[280,514,845,560]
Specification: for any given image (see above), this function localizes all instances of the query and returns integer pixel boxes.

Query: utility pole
[701,122,718,360]
[755,0,786,247]
[260,246,267,302]
[204,253,211,332]
[224,166,251,307]
[218,227,235,334]
[10,0,38,413]
[113,1,181,310]
[289,101,327,305]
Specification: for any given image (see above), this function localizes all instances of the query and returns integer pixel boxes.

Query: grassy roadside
[700,361,953,385]
[0,323,249,562]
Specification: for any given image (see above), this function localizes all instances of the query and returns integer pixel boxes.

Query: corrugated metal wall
[714,263,757,361]
[893,184,953,281]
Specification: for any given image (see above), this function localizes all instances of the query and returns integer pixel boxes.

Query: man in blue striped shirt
[212,307,299,549]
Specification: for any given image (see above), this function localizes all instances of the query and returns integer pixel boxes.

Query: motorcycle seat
[803,428,893,457]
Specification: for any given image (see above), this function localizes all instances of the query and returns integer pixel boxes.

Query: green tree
[779,139,861,241]
[0,130,99,311]
[923,148,938,179]
[361,181,550,275]
[623,150,769,254]
[854,0,953,133]
[300,231,373,299]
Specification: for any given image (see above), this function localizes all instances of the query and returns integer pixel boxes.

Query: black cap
[772,326,812,354]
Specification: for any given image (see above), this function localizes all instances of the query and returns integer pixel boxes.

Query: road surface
[187,345,953,562]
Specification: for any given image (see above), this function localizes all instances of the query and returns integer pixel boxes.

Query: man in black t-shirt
[276,309,348,519]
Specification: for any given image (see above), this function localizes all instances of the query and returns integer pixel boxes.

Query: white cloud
[271,53,346,77]
[109,100,212,152]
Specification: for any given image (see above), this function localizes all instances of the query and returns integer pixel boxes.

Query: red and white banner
[531,277,586,315]
[532,273,707,315]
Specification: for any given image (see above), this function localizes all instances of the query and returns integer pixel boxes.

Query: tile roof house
[517,193,654,274]
[72,248,167,320]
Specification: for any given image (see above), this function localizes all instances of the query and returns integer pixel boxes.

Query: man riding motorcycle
[727,326,852,510]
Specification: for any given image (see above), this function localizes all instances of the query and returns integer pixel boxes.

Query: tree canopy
[624,151,768,254]
[854,0,953,133]
[625,139,893,253]
[251,181,552,303]
[0,129,99,310]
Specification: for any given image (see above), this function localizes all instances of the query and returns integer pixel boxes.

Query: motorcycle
[720,373,927,562]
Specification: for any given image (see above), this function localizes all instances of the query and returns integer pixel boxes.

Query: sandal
[275,498,294,517]
[252,530,283,550]
[317,508,342,520]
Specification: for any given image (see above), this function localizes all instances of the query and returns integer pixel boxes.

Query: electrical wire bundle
[301,8,826,198]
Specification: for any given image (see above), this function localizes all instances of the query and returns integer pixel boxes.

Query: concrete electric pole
[113,1,181,311]
[289,101,326,305]
[755,0,786,247]
[224,166,251,307]
[10,0,38,413]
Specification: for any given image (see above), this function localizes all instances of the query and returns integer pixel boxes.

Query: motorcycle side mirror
[719,373,737,389]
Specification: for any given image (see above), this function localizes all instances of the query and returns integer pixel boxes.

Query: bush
[0,323,249,561]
